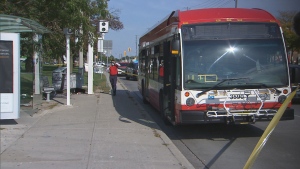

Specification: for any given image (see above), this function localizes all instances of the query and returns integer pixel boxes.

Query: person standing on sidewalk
[107,60,120,95]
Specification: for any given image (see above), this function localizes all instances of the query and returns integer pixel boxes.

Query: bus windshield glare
[182,23,288,90]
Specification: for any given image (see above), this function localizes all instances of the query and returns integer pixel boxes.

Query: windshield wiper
[243,82,269,88]
[196,78,249,98]
[185,79,201,84]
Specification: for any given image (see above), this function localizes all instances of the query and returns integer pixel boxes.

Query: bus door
[142,49,151,102]
[162,41,175,121]
[140,49,149,102]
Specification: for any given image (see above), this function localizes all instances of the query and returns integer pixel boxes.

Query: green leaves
[277,11,300,51]
[1,0,123,62]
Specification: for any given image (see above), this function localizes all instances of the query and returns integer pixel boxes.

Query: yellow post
[243,87,298,169]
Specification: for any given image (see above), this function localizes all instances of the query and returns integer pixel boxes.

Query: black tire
[160,92,171,125]
[125,75,129,80]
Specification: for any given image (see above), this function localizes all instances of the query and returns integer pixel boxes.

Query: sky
[105,0,300,59]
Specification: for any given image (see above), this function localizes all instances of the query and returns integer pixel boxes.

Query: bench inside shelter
[41,76,56,101]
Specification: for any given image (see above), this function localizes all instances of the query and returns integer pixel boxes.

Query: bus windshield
[182,25,288,90]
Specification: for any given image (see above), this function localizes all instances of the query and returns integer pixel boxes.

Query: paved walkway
[0,73,194,169]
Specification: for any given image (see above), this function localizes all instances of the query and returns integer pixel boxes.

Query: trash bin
[78,67,84,76]
[70,73,83,89]
[78,67,84,85]
[76,73,83,88]
[70,73,77,88]
[52,67,67,91]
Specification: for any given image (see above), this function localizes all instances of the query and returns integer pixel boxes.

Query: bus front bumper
[179,108,294,124]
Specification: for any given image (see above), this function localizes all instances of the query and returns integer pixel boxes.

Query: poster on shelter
[0,93,13,112]
[0,41,13,93]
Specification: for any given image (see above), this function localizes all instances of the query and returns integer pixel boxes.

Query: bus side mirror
[171,39,180,55]
[294,11,300,36]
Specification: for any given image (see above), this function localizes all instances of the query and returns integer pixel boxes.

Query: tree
[1,0,124,66]
[106,8,124,30]
[277,11,300,53]
[90,1,124,30]
[294,12,300,36]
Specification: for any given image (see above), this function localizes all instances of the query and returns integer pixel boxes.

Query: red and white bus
[138,8,294,125]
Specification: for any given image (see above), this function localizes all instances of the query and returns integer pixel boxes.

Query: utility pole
[87,32,94,94]
[135,35,138,57]
[63,28,73,105]
[235,0,238,8]
[33,33,40,94]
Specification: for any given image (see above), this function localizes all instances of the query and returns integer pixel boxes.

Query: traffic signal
[99,21,109,33]
[63,28,73,35]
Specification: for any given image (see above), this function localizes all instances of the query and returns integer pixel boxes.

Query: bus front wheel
[160,92,171,125]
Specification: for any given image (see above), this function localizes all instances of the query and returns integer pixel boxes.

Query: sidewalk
[0,73,194,169]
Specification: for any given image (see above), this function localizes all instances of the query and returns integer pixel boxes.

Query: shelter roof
[0,14,51,34]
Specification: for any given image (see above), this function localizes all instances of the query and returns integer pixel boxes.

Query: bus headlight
[278,95,286,104]
[186,97,195,106]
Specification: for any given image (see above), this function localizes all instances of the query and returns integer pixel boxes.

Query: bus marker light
[283,89,288,94]
[172,50,179,54]
[184,92,190,97]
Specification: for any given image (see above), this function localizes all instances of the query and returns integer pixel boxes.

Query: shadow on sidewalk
[105,77,265,142]
[110,88,160,130]
[0,119,18,125]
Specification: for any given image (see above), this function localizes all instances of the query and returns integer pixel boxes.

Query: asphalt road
[119,76,300,169]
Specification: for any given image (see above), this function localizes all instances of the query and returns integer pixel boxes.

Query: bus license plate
[229,94,245,99]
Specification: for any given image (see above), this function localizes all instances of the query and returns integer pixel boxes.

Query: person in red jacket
[107,60,120,95]
[159,60,164,82]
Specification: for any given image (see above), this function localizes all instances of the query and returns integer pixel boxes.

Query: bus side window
[149,59,153,78]
[152,58,158,80]
[141,59,146,73]
[159,60,164,77]
[159,60,164,82]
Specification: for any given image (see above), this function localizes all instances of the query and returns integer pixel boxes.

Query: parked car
[125,61,138,80]
[117,62,129,76]
[95,61,105,67]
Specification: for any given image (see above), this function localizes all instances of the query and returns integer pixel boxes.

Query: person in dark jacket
[107,60,120,95]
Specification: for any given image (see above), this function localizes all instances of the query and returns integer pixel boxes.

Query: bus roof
[139,8,279,45]
[178,8,279,26]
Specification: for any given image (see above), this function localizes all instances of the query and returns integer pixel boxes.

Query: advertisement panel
[0,33,20,119]
[0,41,13,93]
